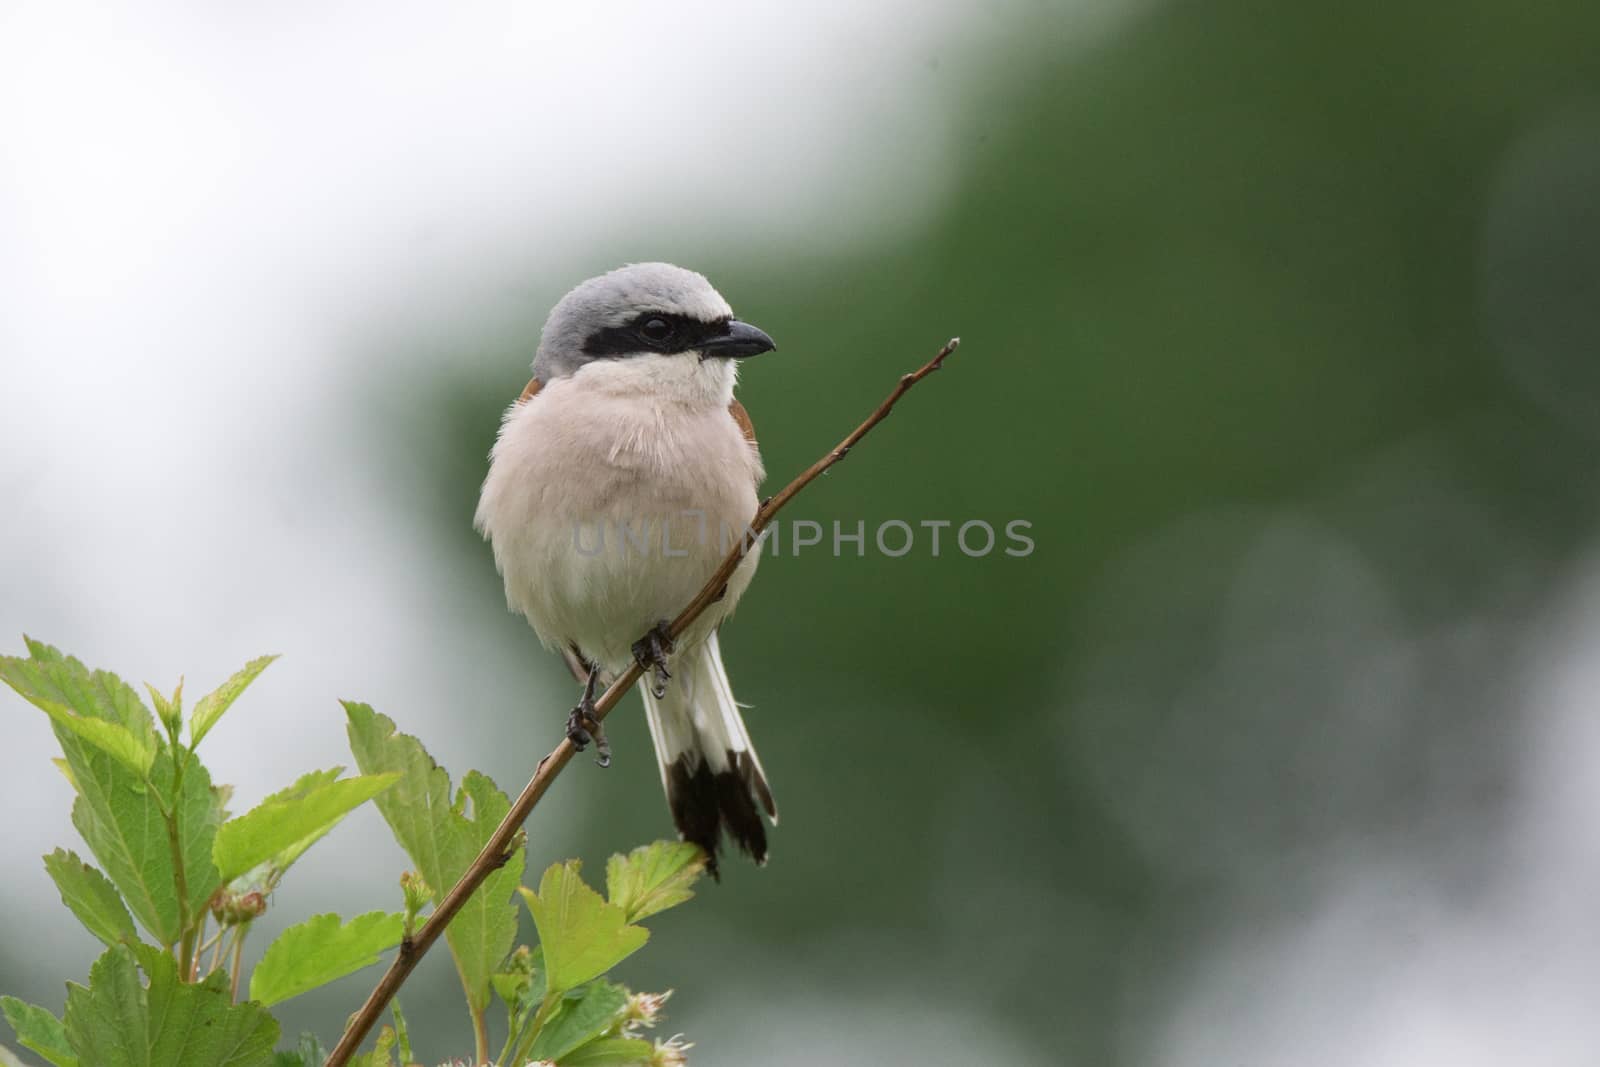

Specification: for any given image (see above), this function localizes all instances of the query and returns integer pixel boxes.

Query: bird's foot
[632,621,675,699]
[565,665,611,767]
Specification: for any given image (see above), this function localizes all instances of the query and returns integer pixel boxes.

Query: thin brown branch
[324,336,961,1067]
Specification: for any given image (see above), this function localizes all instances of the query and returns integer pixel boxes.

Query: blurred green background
[5,0,1600,1063]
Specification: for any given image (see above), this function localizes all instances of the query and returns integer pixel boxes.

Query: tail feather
[640,631,776,876]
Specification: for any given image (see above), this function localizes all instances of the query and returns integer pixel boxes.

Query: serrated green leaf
[214,770,399,883]
[344,703,524,1015]
[559,1036,656,1066]
[157,750,226,926]
[63,946,277,1067]
[527,980,630,1062]
[0,644,158,777]
[249,911,405,1007]
[389,999,412,1065]
[50,758,77,790]
[271,1032,327,1067]
[145,680,182,735]
[520,863,649,994]
[604,841,707,923]
[0,998,77,1067]
[296,1031,327,1067]
[61,742,189,945]
[6,642,221,945]
[42,848,137,948]
[189,655,277,748]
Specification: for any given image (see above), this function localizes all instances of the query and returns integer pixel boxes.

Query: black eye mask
[581,313,732,358]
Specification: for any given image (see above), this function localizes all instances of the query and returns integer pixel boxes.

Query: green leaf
[50,758,76,790]
[249,912,405,1007]
[62,742,213,946]
[189,655,277,748]
[63,946,277,1067]
[388,1000,412,1065]
[0,643,158,777]
[0,998,77,1067]
[271,1033,326,1067]
[604,841,707,922]
[344,702,525,1015]
[527,980,630,1062]
[519,863,648,994]
[559,1037,656,1066]
[7,642,221,945]
[154,749,226,928]
[145,680,183,736]
[42,848,137,948]
[213,770,399,883]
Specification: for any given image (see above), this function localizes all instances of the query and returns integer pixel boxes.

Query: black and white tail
[640,631,776,876]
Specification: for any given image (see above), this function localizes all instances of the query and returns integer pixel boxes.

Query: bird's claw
[565,665,610,768]
[632,621,675,699]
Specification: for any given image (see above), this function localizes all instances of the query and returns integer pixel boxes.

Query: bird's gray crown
[532,263,735,381]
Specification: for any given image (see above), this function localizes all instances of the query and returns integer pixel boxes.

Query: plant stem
[507,991,561,1066]
[324,337,961,1067]
[207,926,229,976]
[189,914,208,981]
[229,922,248,1002]
[470,1002,489,1064]
[166,749,195,981]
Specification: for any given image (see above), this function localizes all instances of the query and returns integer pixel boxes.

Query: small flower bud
[651,1034,692,1066]
[625,989,671,1032]
[209,888,267,925]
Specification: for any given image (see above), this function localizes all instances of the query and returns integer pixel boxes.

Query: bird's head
[531,263,776,395]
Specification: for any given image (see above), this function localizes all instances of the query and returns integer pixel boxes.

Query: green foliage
[521,864,649,992]
[525,980,630,1062]
[346,1026,396,1067]
[63,947,278,1067]
[560,1037,658,1066]
[145,680,183,736]
[271,1033,326,1067]
[501,850,705,1066]
[250,912,405,1007]
[4,639,711,1066]
[146,747,226,934]
[0,640,158,777]
[604,841,706,923]
[188,655,278,749]
[41,849,138,950]
[213,769,399,884]
[0,998,75,1067]
[344,702,526,1020]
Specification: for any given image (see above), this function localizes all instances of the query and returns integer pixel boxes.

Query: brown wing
[729,398,757,446]
[519,377,543,403]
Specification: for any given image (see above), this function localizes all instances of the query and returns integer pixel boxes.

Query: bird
[474,263,779,875]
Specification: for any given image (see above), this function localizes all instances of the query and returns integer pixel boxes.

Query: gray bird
[475,263,779,873]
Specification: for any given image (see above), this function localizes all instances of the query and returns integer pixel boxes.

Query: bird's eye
[639,317,674,344]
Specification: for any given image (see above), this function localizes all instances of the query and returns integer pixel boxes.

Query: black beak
[699,319,777,360]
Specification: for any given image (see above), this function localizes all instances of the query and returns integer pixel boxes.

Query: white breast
[475,354,764,671]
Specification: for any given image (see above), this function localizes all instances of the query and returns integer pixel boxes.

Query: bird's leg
[565,664,611,768]
[632,620,675,699]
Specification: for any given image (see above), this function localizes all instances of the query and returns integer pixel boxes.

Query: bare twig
[324,336,961,1067]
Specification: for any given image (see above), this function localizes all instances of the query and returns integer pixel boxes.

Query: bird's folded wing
[729,398,757,446]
